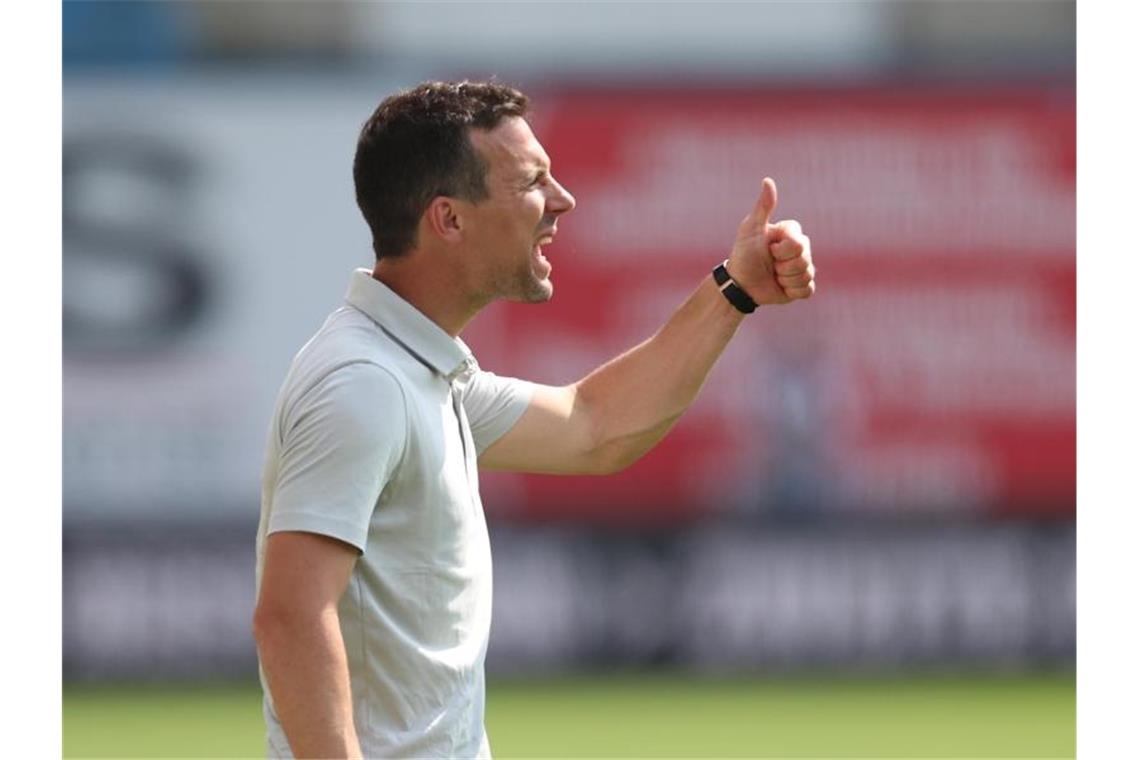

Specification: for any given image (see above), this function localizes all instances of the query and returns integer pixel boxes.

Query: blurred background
[62,1,1075,757]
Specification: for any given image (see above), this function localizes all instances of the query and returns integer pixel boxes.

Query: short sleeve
[268,362,407,552]
[462,370,536,456]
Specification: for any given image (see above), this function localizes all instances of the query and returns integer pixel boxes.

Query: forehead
[469,116,550,178]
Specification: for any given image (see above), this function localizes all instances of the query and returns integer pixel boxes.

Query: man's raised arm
[479,177,814,475]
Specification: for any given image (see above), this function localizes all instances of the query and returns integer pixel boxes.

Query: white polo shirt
[256,269,536,759]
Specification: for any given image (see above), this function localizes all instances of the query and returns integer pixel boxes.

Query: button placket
[447,358,481,513]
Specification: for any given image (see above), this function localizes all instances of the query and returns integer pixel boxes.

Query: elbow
[252,599,297,656]
[252,602,277,654]
[582,415,630,475]
[576,390,632,475]
[587,441,639,475]
[585,413,682,476]
[253,597,337,650]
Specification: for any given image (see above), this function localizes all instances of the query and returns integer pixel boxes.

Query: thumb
[751,176,778,230]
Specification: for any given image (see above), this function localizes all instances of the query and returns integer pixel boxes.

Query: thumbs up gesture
[725,177,815,306]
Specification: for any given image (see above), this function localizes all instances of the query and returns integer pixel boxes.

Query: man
[253,80,814,759]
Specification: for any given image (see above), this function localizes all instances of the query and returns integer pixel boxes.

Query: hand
[725,177,815,306]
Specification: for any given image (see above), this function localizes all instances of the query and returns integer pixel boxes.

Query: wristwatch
[712,260,758,314]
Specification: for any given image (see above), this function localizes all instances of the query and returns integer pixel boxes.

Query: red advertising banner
[464,87,1075,523]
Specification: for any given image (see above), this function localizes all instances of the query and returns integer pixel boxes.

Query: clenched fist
[726,177,815,306]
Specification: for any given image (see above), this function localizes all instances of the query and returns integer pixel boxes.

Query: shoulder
[283,308,413,407]
[279,311,413,442]
[271,360,410,471]
[298,361,407,429]
[298,307,408,377]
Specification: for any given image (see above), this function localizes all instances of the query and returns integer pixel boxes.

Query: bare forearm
[576,274,744,471]
[255,608,362,759]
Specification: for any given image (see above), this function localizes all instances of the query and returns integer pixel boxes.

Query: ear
[423,196,464,244]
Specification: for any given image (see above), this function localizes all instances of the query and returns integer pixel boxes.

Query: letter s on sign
[63,134,211,360]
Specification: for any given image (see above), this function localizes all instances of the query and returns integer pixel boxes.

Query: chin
[513,278,553,304]
[501,271,553,304]
[529,280,554,303]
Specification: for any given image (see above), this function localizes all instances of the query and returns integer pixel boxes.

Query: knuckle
[781,273,810,288]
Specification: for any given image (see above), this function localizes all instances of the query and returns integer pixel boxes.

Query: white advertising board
[64,73,406,518]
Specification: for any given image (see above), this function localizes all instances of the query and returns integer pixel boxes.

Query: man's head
[354,81,575,304]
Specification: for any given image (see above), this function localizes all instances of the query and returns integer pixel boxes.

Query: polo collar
[345,268,478,383]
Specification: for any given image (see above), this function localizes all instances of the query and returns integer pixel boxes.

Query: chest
[370,382,488,571]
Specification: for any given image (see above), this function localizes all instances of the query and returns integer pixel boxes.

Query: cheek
[477,208,516,240]
[526,193,547,221]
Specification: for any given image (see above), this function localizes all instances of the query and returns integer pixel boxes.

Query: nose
[547,176,576,215]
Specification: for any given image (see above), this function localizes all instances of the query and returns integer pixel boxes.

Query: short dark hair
[353,80,530,259]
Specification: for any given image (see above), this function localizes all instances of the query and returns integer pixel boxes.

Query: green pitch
[63,672,1074,758]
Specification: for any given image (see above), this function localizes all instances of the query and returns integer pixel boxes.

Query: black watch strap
[712,260,758,314]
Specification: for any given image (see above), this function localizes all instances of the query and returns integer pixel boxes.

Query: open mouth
[533,232,554,276]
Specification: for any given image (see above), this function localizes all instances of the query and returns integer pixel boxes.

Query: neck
[372,251,488,337]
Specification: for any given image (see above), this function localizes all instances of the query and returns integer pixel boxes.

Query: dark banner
[63,519,1074,681]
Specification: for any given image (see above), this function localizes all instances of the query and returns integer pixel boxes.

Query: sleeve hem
[266,512,368,553]
[473,380,537,456]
